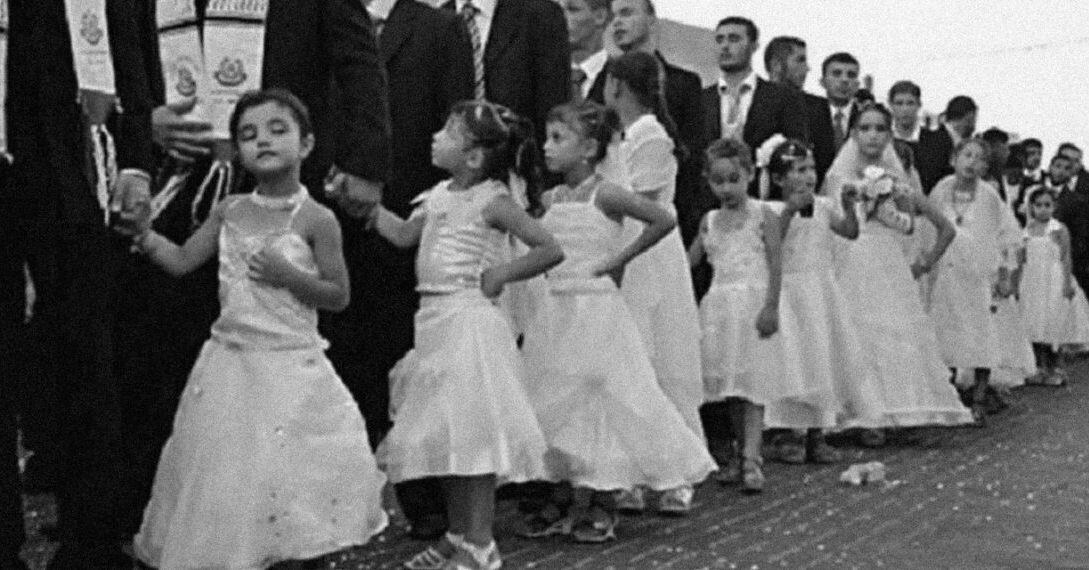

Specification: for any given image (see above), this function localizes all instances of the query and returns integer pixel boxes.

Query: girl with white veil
[822,104,973,441]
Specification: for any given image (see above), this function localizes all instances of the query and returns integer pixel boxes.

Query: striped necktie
[460,1,485,99]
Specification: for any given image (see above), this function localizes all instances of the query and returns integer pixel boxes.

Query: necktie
[461,1,485,99]
[833,108,846,151]
[372,16,385,41]
[725,83,750,125]
[571,66,588,101]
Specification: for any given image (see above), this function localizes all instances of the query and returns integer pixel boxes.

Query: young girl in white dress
[763,139,881,463]
[1020,187,1089,385]
[519,101,714,543]
[367,101,563,570]
[599,51,704,514]
[124,89,388,570]
[927,138,1023,426]
[687,138,785,492]
[823,105,972,441]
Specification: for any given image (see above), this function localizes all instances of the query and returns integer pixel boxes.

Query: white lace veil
[821,137,910,199]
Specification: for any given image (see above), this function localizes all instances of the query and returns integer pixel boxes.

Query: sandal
[405,533,462,570]
[571,507,617,543]
[518,505,571,538]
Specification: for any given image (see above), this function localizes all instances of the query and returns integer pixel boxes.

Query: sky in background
[655,0,1089,155]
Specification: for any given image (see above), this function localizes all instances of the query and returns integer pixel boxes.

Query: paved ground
[21,362,1089,569]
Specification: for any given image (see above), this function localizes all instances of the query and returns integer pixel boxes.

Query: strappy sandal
[571,507,618,544]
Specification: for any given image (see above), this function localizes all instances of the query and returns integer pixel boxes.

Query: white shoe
[657,485,694,515]
[405,533,463,570]
[615,487,646,513]
[442,540,501,570]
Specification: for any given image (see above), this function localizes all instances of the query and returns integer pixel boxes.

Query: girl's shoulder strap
[1047,218,1067,234]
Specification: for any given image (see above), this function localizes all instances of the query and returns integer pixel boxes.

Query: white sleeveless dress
[521,178,714,491]
[1021,218,1089,344]
[135,189,388,570]
[379,180,547,485]
[699,202,797,407]
[763,197,880,429]
[835,215,972,427]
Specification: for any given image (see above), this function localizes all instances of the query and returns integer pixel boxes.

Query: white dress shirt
[368,0,397,21]
[455,0,496,49]
[717,71,758,139]
[577,49,607,99]
[893,121,921,143]
[829,101,854,135]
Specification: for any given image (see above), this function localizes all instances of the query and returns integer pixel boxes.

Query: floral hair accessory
[755,134,788,169]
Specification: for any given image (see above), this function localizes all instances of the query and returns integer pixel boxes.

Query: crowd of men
[2,1,1084,568]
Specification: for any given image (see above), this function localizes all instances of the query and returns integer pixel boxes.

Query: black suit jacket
[442,0,570,140]
[805,93,835,185]
[6,0,157,223]
[1055,184,1089,279]
[917,126,954,195]
[381,0,474,217]
[699,77,807,157]
[157,0,392,187]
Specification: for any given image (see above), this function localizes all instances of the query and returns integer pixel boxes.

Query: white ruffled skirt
[380,291,546,484]
[135,340,387,570]
[522,281,715,491]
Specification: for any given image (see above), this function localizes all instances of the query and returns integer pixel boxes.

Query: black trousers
[12,219,128,546]
[0,192,27,562]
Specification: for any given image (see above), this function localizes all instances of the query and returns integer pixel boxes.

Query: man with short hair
[764,36,846,184]
[980,127,1012,200]
[1048,149,1089,292]
[888,80,923,145]
[702,20,806,199]
[604,0,704,244]
[1021,138,1045,187]
[564,0,610,101]
[1058,142,1089,194]
[820,53,861,147]
[917,95,977,193]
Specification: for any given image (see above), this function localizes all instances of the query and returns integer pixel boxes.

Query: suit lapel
[484,0,519,67]
[702,86,721,141]
[380,0,416,64]
[743,78,770,142]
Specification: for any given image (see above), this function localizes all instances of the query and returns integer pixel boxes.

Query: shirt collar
[717,70,757,94]
[829,100,852,116]
[943,122,963,146]
[368,0,398,21]
[579,49,608,81]
[456,0,495,18]
[894,122,921,142]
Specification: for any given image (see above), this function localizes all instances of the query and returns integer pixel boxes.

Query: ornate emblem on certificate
[213,57,247,87]
[80,10,104,46]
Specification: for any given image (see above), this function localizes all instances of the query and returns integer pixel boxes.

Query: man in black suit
[5,1,158,566]
[764,35,844,186]
[442,0,569,139]
[1053,145,1089,292]
[364,0,474,541]
[917,95,977,194]
[701,20,807,200]
[807,52,861,184]
[601,0,703,244]
[118,0,392,538]
[564,0,610,102]
[0,156,28,570]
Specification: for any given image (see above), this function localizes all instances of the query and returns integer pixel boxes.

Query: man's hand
[152,99,216,163]
[326,167,383,220]
[111,170,152,236]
